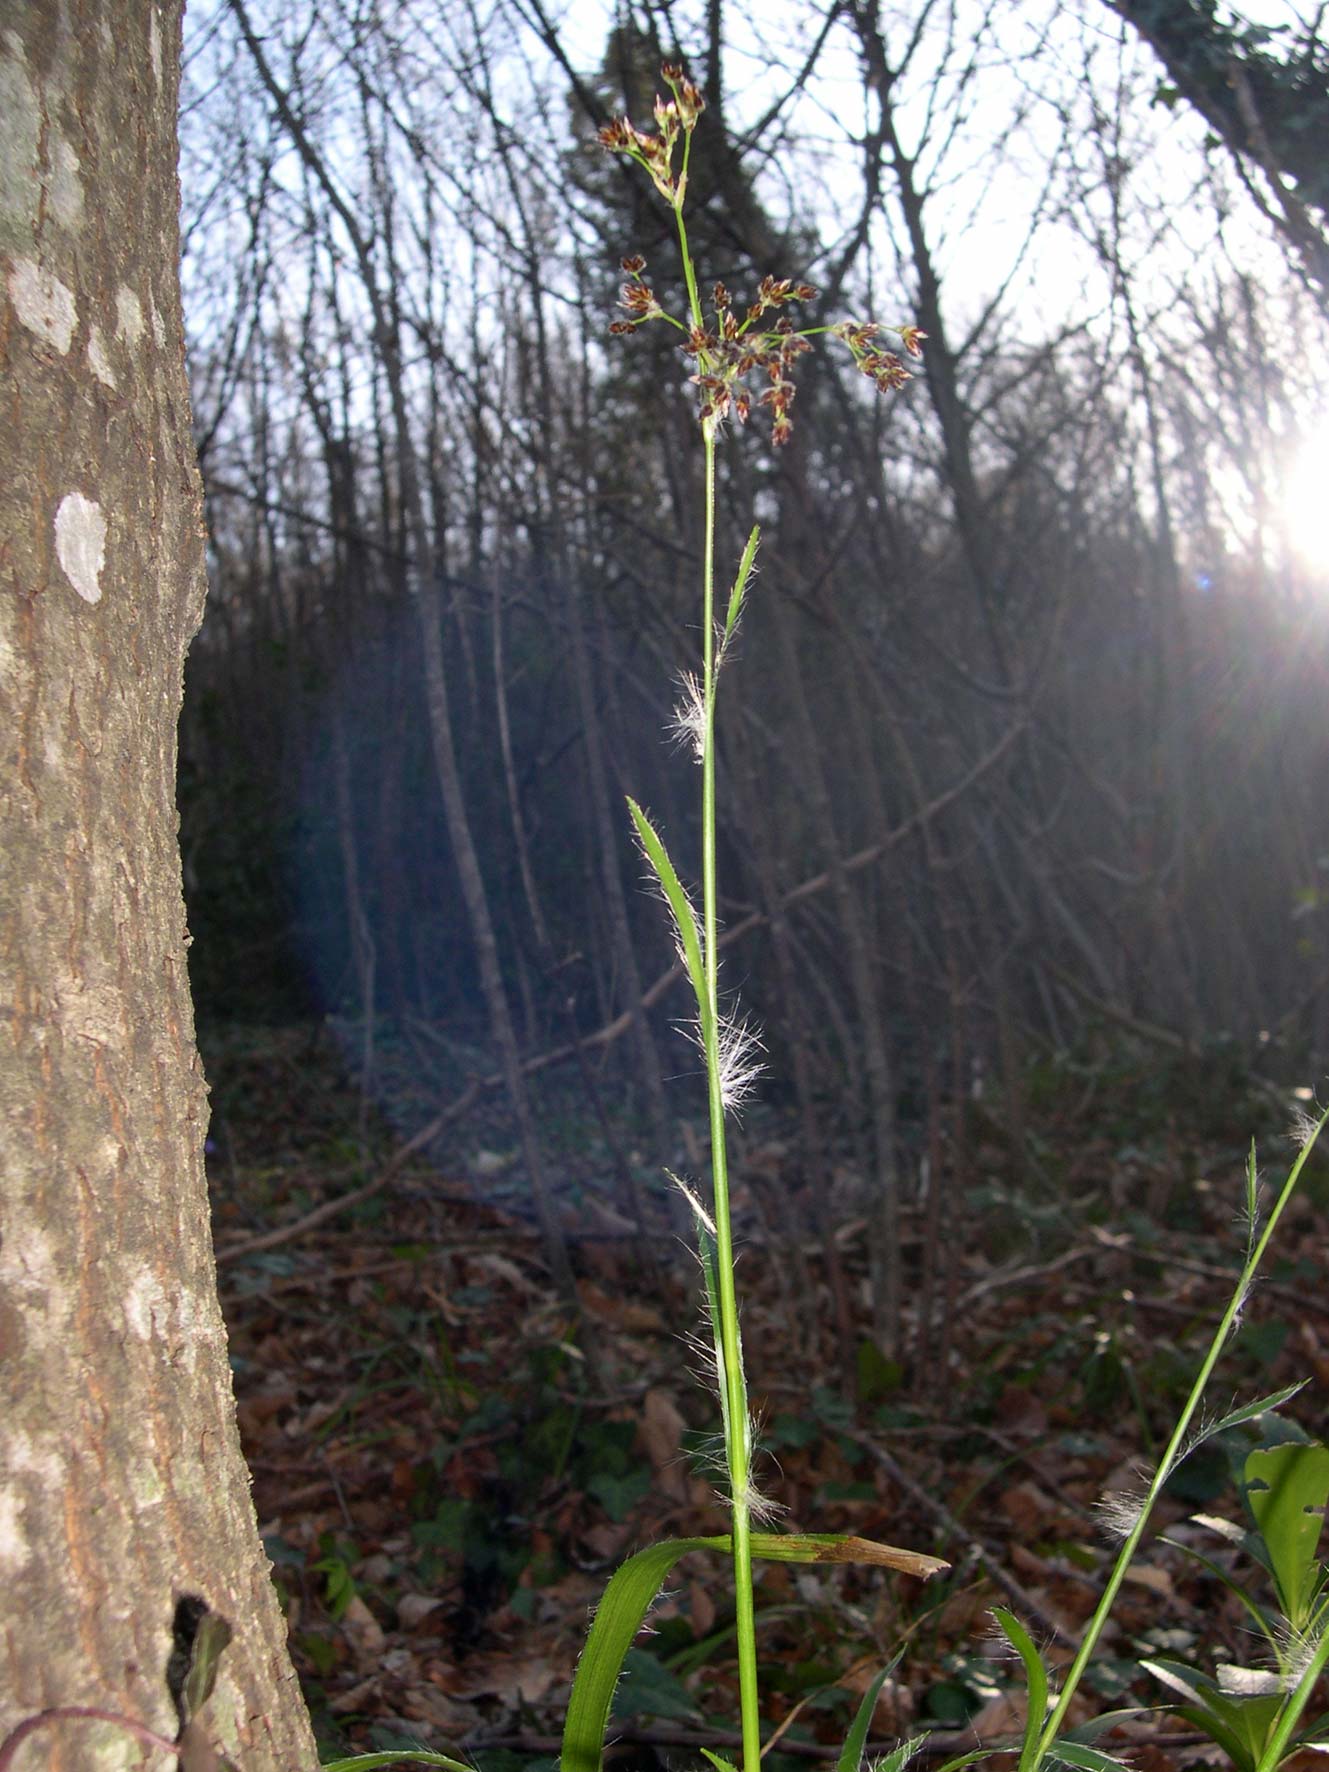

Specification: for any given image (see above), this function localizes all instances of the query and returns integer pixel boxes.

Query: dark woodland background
[177,0,1329,1755]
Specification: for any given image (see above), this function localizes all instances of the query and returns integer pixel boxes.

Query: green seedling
[1142,1437,1329,1771]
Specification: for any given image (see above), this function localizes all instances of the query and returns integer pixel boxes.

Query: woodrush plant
[558,61,941,1772]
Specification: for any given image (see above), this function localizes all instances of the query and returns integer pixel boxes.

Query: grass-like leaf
[626,797,707,1022]
[750,1533,946,1576]
[1201,1384,1310,1442]
[722,526,760,648]
[561,1534,947,1772]
[699,1752,739,1772]
[1158,1533,1278,1641]
[872,1736,929,1772]
[836,1663,895,1772]
[991,1607,1049,1772]
[1049,1743,1134,1771]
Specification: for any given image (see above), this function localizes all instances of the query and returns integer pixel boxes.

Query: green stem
[700,424,760,1772]
[1034,1114,1329,1769]
[672,175,760,1772]
[1255,1612,1329,1772]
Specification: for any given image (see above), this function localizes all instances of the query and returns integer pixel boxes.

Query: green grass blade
[722,526,760,646]
[1159,1536,1279,1641]
[872,1736,928,1772]
[561,1532,946,1772]
[991,1607,1049,1772]
[626,797,708,1020]
[837,1664,895,1772]
[1049,1743,1133,1771]
[562,1539,714,1772]
[1245,1141,1260,1244]
[1200,1383,1309,1441]
[699,1752,739,1772]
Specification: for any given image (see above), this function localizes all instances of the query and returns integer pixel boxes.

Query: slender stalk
[697,419,761,1772]
[599,69,922,1772]
[1034,1112,1329,1768]
[670,148,761,1772]
[1255,1612,1329,1772]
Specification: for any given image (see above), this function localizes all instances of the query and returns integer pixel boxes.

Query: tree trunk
[0,7,319,1768]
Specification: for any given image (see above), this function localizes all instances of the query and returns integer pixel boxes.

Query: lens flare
[1280,417,1329,573]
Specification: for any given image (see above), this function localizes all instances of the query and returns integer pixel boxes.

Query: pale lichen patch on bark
[122,1262,168,1341]
[88,323,117,386]
[0,1429,62,1573]
[116,282,144,345]
[122,1259,215,1375]
[7,256,77,353]
[0,1222,66,1316]
[49,135,83,231]
[54,492,107,604]
[128,1455,166,1511]
[0,1489,26,1574]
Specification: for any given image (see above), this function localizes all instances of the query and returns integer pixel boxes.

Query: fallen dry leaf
[640,1387,690,1498]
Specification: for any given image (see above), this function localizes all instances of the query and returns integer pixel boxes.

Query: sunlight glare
[1280,418,1329,574]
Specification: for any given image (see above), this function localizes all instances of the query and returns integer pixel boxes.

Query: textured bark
[0,6,319,1768]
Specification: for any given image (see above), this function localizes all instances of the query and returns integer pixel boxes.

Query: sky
[179,0,1329,580]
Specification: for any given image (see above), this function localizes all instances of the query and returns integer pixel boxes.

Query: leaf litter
[206,1022,1329,1768]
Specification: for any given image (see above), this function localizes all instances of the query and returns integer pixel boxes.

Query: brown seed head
[597,117,636,152]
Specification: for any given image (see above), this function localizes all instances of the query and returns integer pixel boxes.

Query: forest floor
[203,1020,1329,1771]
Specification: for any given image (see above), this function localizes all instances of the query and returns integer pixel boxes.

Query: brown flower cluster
[609,256,665,335]
[597,64,705,208]
[832,320,927,394]
[686,279,817,445]
[599,63,926,445]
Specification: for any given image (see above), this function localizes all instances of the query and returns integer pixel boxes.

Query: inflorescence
[599,63,926,445]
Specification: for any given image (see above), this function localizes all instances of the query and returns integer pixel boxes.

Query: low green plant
[967,1126,1329,1772]
[1141,1433,1329,1770]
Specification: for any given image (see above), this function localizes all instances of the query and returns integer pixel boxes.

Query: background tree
[176,0,1329,1354]
[0,5,318,1766]
[1109,0,1329,304]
